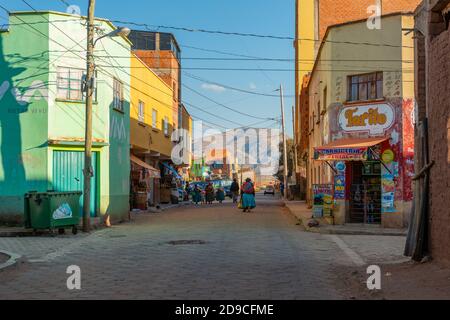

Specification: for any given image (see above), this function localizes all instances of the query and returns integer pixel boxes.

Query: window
[152,109,158,129]
[348,72,383,102]
[113,78,124,111]
[138,100,145,123]
[163,116,169,136]
[323,86,327,113]
[316,101,320,124]
[57,67,87,101]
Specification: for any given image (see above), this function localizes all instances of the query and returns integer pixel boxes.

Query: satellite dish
[66,5,81,16]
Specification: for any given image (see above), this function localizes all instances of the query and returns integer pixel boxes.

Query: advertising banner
[314,147,368,161]
[334,174,346,200]
[313,184,334,217]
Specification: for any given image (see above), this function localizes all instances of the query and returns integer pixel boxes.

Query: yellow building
[129,53,174,207]
[306,13,415,228]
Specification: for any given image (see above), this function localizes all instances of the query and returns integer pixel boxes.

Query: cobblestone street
[0,196,407,300]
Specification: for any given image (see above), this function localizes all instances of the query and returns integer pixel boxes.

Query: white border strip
[0,250,22,271]
[326,235,366,266]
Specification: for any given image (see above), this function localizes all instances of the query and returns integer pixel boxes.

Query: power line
[3,3,267,129]
[4,6,415,49]
[184,72,295,98]
[182,102,247,127]
[95,64,414,73]
[107,19,414,49]
[183,84,276,121]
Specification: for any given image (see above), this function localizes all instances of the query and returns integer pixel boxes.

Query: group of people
[187,178,256,213]
[189,182,226,205]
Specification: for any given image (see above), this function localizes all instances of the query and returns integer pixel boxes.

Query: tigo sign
[339,104,394,135]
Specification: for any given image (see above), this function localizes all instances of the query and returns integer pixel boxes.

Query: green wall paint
[0,11,131,224]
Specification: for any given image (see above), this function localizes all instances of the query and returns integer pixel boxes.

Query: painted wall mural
[327,98,414,206]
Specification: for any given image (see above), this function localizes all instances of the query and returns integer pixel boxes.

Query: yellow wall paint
[130,54,174,157]
[296,0,316,82]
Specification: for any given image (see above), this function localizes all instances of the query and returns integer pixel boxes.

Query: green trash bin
[24,191,82,235]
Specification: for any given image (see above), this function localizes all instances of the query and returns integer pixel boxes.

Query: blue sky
[0,0,295,136]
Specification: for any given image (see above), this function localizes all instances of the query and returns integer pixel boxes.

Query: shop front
[313,137,398,226]
[130,155,161,210]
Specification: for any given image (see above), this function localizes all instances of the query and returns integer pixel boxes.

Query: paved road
[0,195,394,300]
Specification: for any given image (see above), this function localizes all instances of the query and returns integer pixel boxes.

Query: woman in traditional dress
[192,184,202,205]
[241,178,256,213]
[205,182,215,204]
[216,186,225,203]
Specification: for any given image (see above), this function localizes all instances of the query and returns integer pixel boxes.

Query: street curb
[0,250,22,271]
[284,202,407,237]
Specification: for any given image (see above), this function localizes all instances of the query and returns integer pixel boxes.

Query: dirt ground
[341,260,450,300]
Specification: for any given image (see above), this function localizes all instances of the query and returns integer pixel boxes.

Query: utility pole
[83,0,96,232]
[292,105,298,185]
[279,84,288,201]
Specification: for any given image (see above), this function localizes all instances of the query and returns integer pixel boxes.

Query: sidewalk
[284,200,407,236]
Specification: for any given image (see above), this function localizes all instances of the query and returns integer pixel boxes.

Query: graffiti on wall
[401,98,415,201]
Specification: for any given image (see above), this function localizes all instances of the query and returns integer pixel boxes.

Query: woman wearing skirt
[241,178,256,213]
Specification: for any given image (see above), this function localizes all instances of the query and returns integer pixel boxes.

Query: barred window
[57,67,84,101]
[113,78,124,111]
[348,72,383,102]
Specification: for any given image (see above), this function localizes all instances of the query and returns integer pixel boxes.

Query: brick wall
[318,0,421,40]
[427,25,450,265]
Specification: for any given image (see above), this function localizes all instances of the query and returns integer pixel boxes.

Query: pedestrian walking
[280,182,285,197]
[230,178,240,203]
[241,178,256,213]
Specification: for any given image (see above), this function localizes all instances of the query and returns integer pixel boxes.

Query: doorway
[349,161,382,224]
[52,150,99,217]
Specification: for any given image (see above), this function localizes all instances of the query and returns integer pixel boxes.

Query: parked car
[264,185,275,195]
[223,185,232,198]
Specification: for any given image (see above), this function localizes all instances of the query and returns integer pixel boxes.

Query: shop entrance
[349,161,382,224]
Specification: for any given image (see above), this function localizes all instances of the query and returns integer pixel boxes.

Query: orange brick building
[129,31,182,129]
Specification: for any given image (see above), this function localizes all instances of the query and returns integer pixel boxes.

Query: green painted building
[0,11,131,224]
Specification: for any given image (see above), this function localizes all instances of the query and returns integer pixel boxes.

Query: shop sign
[315,147,368,161]
[381,149,395,164]
[313,184,333,217]
[381,173,396,213]
[335,161,346,172]
[334,174,346,200]
[338,104,395,135]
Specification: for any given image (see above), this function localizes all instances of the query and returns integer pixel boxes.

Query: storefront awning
[130,155,160,178]
[314,137,389,161]
[161,162,183,180]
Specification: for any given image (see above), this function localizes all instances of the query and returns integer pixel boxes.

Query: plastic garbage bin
[24,191,82,234]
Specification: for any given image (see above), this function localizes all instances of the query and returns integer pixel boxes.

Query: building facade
[0,11,131,224]
[414,0,450,264]
[294,0,421,199]
[129,53,174,208]
[128,31,181,130]
[306,14,416,228]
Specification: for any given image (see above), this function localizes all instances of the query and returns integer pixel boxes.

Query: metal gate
[52,150,98,217]
[349,161,382,224]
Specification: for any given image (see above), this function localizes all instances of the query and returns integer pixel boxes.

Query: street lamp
[93,27,131,46]
[83,13,131,232]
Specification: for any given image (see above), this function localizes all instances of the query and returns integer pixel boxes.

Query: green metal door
[52,151,98,217]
